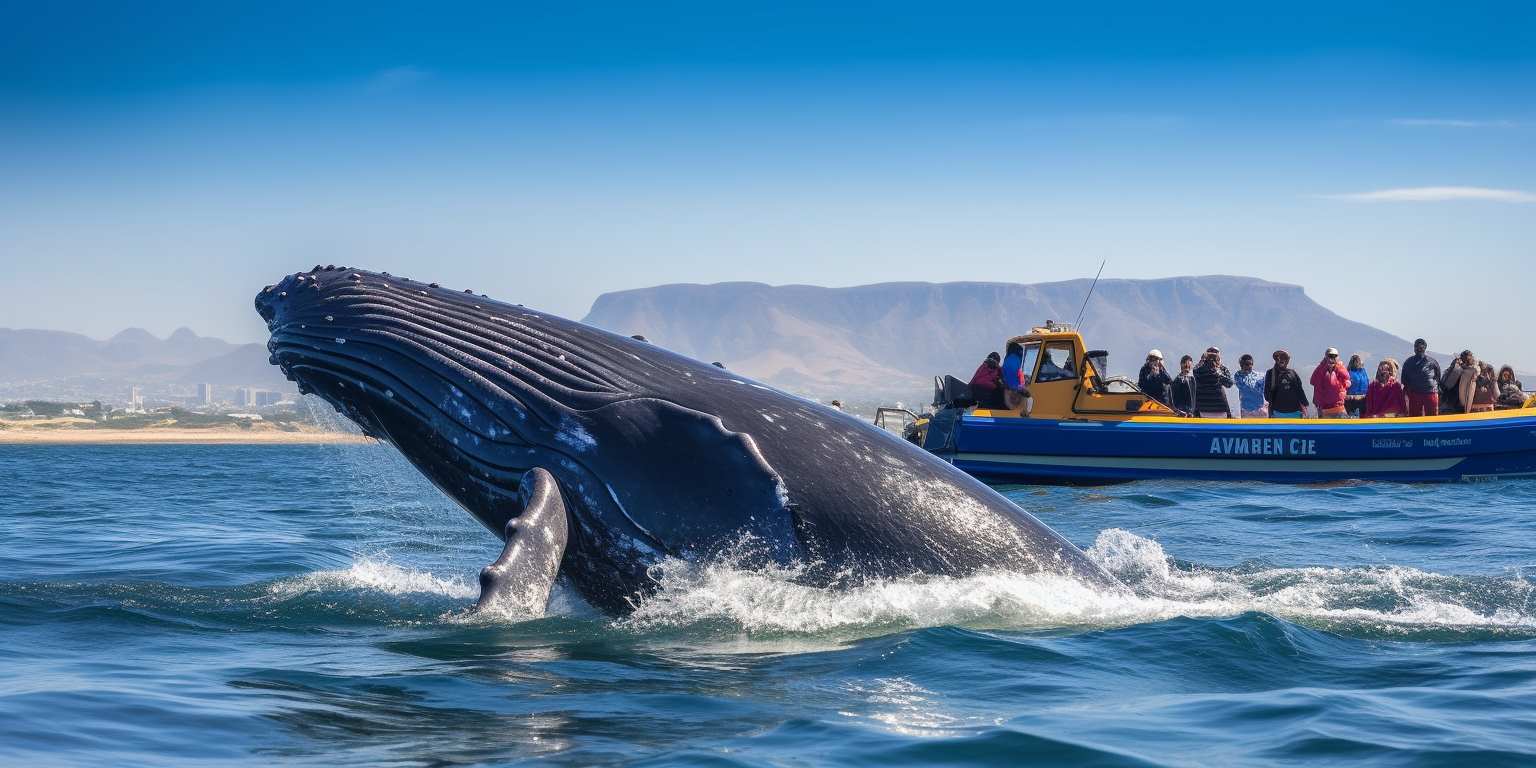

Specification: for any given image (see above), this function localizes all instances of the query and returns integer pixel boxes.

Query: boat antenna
[1073,260,1107,330]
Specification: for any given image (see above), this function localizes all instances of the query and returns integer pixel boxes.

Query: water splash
[618,529,1536,640]
[253,531,1536,642]
[268,557,477,600]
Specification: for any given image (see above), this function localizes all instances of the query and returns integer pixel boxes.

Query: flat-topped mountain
[583,276,1421,398]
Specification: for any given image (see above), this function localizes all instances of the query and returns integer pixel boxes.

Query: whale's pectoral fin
[475,467,569,614]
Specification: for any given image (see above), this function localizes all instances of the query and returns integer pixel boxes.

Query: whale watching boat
[877,322,1536,483]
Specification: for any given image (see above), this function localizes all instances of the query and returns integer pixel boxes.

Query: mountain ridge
[582,275,1434,398]
[0,326,289,401]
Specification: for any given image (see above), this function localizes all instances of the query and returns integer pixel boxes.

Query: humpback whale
[256,266,1120,614]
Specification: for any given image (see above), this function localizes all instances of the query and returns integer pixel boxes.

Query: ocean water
[3,444,1535,766]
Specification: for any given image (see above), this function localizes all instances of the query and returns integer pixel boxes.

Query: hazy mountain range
[0,327,290,403]
[584,275,1452,399]
[2,275,1479,404]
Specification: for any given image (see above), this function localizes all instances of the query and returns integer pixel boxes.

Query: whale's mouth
[254,265,647,534]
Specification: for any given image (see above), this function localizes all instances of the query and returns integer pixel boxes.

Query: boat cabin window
[1017,343,1040,387]
[1035,342,1077,383]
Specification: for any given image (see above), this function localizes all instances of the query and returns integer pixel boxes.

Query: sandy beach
[0,425,374,445]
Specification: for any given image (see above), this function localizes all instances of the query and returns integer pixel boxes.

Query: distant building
[254,390,283,408]
[235,387,257,408]
[199,383,215,405]
[127,386,145,414]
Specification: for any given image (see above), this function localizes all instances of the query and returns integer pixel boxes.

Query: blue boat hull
[934,412,1536,483]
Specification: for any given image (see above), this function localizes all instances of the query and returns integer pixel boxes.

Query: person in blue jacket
[1345,354,1370,417]
[1234,353,1267,418]
[999,341,1031,410]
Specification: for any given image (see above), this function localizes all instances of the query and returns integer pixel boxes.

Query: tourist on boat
[1234,354,1267,418]
[1170,355,1197,415]
[1442,350,1479,414]
[968,352,1006,409]
[1401,338,1442,417]
[1193,347,1234,418]
[1137,349,1173,407]
[1265,350,1310,418]
[1471,362,1499,413]
[1000,341,1030,410]
[1345,354,1370,418]
[1497,365,1527,409]
[1364,359,1407,418]
[1310,348,1352,418]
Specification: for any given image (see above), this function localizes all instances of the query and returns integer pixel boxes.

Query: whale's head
[254,266,641,535]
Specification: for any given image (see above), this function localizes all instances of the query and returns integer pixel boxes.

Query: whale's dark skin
[256,266,1121,614]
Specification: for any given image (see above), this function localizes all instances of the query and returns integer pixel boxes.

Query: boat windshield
[1018,343,1040,386]
[1035,342,1076,383]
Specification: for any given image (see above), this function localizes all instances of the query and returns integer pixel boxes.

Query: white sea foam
[273,532,1535,640]
[268,557,477,600]
[620,529,1536,637]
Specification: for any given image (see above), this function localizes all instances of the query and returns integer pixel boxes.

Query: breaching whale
[256,266,1121,614]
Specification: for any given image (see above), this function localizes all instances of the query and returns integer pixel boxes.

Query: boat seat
[933,375,976,410]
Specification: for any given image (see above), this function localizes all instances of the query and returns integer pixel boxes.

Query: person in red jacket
[1310,347,1352,418]
[968,351,1006,408]
[1364,359,1407,418]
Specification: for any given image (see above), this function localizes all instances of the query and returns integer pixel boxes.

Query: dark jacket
[1265,367,1310,413]
[1498,366,1527,407]
[1138,363,1173,405]
[1193,359,1234,414]
[1473,370,1499,406]
[1401,353,1441,394]
[968,361,1004,408]
[1170,372,1196,413]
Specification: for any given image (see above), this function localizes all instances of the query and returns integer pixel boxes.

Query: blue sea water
[3,444,1536,766]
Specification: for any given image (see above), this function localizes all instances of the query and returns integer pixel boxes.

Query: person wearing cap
[1193,346,1234,418]
[1265,350,1309,418]
[1137,349,1173,407]
[1234,353,1267,418]
[968,351,1006,409]
[1401,338,1441,417]
[1310,347,1352,418]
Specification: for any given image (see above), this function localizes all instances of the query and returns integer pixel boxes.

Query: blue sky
[2,2,1533,367]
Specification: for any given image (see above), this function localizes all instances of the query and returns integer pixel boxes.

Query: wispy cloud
[1323,186,1536,203]
[1388,118,1520,128]
[366,65,428,93]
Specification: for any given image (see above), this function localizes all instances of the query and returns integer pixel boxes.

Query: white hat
[1326,347,1339,356]
[1147,349,1163,360]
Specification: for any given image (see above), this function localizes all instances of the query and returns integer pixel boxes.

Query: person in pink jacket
[1310,347,1352,418]
[1364,359,1408,418]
